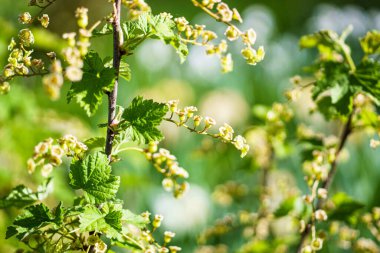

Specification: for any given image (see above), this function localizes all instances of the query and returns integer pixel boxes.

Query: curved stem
[296,113,353,252]
[105,0,123,160]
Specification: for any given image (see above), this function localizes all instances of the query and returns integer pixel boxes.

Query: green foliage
[79,203,122,239]
[67,51,116,116]
[0,178,52,208]
[328,192,365,222]
[96,12,189,62]
[300,28,380,119]
[69,152,120,204]
[6,202,63,239]
[360,30,380,55]
[119,96,168,144]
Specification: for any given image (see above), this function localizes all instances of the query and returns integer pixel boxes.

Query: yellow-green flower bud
[152,214,163,229]
[75,7,88,28]
[168,246,182,253]
[18,29,34,47]
[311,238,323,250]
[256,46,265,61]
[18,12,32,24]
[301,246,313,253]
[174,17,189,32]
[27,158,36,174]
[3,67,15,78]
[221,53,233,73]
[38,14,50,28]
[315,209,328,221]
[193,115,202,128]
[41,163,53,177]
[204,116,216,128]
[164,231,175,244]
[218,40,228,53]
[8,38,16,51]
[184,106,197,118]
[241,47,256,60]
[232,8,243,23]
[167,100,179,113]
[162,178,174,192]
[243,29,257,45]
[225,26,239,41]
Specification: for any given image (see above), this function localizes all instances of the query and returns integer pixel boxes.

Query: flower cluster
[0,14,49,94]
[42,59,64,100]
[297,126,343,252]
[27,135,87,177]
[62,7,92,81]
[166,100,250,157]
[191,0,265,69]
[143,142,190,198]
[134,212,181,252]
[122,0,151,20]
[18,11,49,28]
[87,235,107,253]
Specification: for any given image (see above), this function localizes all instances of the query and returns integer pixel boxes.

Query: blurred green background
[1,0,380,252]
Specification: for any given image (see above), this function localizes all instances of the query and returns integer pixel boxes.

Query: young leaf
[360,30,380,55]
[121,12,188,62]
[119,96,168,144]
[79,204,122,239]
[69,152,120,204]
[67,51,116,116]
[122,209,149,229]
[0,178,53,209]
[84,137,106,150]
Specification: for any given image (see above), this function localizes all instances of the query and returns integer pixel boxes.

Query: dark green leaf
[274,197,296,217]
[5,226,19,239]
[328,192,365,222]
[0,178,52,209]
[69,152,120,204]
[13,203,53,228]
[120,96,168,144]
[67,51,116,116]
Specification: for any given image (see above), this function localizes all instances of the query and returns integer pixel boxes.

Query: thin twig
[105,0,123,160]
[296,112,353,252]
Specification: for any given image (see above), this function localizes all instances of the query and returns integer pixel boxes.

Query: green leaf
[79,204,122,239]
[69,152,120,204]
[0,178,53,208]
[93,23,113,37]
[13,203,53,228]
[67,51,116,116]
[360,30,380,55]
[353,59,380,101]
[122,209,149,229]
[104,57,131,81]
[273,197,296,217]
[5,226,18,239]
[120,96,168,144]
[121,13,188,62]
[328,192,365,222]
[150,13,188,62]
[330,83,348,104]
[84,137,106,150]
